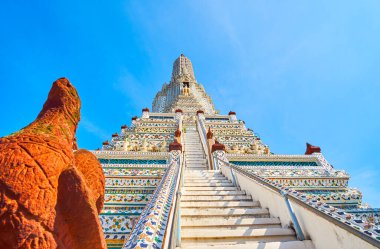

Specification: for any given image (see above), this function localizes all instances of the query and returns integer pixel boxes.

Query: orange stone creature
[0,78,106,249]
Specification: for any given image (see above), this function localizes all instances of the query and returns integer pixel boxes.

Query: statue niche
[182,82,190,96]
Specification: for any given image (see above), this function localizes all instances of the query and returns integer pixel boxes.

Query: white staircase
[184,126,207,170]
[179,126,314,249]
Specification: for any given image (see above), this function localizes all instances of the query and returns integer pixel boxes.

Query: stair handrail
[165,134,187,248]
[213,155,380,248]
[123,150,182,249]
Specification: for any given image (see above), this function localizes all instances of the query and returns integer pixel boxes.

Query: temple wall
[94,152,170,249]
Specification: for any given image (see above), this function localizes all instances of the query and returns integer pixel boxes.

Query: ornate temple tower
[93,55,380,249]
[152,54,216,115]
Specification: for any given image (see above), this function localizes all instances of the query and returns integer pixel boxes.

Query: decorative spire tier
[172,54,196,81]
[152,54,216,115]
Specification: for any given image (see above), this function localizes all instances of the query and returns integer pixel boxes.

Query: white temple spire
[171,54,196,82]
[152,54,216,115]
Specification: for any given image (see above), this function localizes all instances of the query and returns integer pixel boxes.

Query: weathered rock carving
[0,78,106,249]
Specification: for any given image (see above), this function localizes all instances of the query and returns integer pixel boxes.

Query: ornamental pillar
[228,111,237,122]
[174,128,182,144]
[196,110,205,120]
[206,127,215,170]
[131,116,138,127]
[169,139,182,152]
[142,108,149,119]
[211,141,227,170]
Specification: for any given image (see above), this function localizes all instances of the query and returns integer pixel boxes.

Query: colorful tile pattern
[123,151,181,249]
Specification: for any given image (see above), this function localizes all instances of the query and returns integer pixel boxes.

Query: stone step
[185,174,223,178]
[186,170,220,172]
[185,171,221,174]
[184,186,238,191]
[181,201,259,208]
[185,177,227,180]
[185,175,222,178]
[184,181,230,185]
[182,240,314,249]
[186,160,207,163]
[181,207,269,217]
[181,195,252,201]
[184,182,234,187]
[185,177,226,180]
[181,217,281,228]
[181,227,295,242]
[183,190,246,196]
[185,179,231,183]
[185,173,226,175]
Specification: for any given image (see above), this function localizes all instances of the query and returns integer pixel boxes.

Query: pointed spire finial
[172,54,195,81]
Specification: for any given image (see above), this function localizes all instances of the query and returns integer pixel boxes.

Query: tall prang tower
[152,54,216,115]
[93,55,380,249]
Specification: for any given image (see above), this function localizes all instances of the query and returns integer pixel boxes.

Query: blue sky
[1,1,379,206]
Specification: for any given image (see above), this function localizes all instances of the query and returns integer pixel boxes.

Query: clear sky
[1,1,379,207]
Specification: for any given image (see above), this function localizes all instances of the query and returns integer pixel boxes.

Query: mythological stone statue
[0,78,106,249]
